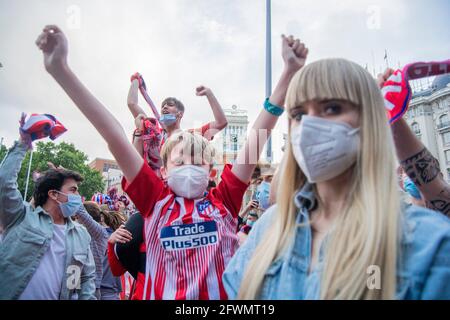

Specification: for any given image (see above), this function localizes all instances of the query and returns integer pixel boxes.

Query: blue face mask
[55,191,83,218]
[403,177,422,200]
[160,114,177,127]
[256,181,271,210]
[246,219,255,227]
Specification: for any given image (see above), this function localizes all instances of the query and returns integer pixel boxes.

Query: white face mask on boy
[290,115,360,183]
[167,165,209,199]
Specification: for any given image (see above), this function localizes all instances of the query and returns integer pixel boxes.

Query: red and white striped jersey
[122,163,248,300]
[119,272,134,300]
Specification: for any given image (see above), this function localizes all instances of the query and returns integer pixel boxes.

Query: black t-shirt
[115,212,144,279]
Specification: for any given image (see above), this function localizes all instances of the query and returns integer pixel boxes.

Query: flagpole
[384,49,390,69]
[24,150,33,201]
[265,0,272,163]
[371,50,376,77]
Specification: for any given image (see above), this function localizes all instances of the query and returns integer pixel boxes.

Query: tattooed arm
[393,118,450,216]
[377,69,450,216]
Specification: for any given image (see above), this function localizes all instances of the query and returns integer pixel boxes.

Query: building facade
[89,157,123,193]
[88,158,120,173]
[404,74,450,182]
[212,105,249,180]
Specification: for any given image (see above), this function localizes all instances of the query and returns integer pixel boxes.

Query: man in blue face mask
[0,126,96,300]
[128,83,229,171]
[255,168,274,212]
[403,176,426,208]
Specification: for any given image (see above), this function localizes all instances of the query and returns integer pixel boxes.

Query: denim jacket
[223,183,450,300]
[0,141,96,300]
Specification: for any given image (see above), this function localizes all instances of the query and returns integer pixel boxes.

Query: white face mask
[167,165,209,199]
[290,115,360,183]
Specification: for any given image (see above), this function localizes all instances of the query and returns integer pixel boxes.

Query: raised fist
[36,25,69,75]
[281,34,308,73]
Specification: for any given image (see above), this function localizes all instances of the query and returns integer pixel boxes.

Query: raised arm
[76,205,109,243]
[132,114,146,157]
[36,25,143,182]
[0,139,28,231]
[0,113,37,230]
[127,80,147,119]
[196,86,228,139]
[232,35,308,183]
[378,69,450,216]
[394,119,449,216]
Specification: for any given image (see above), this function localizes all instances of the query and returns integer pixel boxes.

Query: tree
[0,141,105,201]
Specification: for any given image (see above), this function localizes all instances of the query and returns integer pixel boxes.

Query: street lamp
[265,0,273,163]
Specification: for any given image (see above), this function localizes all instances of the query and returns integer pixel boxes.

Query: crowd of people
[0,24,449,300]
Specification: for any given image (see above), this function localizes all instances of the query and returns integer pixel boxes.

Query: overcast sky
[1,0,449,163]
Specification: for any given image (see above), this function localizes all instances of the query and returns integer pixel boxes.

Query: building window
[230,134,238,152]
[103,163,119,172]
[447,168,450,181]
[438,114,450,129]
[411,122,420,134]
[443,132,450,146]
[446,150,450,163]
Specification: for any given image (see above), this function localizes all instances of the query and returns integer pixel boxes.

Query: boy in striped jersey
[36,24,308,299]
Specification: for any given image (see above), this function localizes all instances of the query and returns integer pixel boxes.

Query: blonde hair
[238,58,400,299]
[161,130,216,168]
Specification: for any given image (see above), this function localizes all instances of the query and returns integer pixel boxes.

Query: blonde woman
[223,59,450,299]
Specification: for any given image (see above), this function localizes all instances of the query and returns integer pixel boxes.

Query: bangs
[161,131,215,166]
[286,58,368,112]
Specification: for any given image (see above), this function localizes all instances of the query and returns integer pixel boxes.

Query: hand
[130,73,144,87]
[195,85,212,97]
[377,68,396,89]
[47,161,66,170]
[32,171,42,182]
[249,200,259,209]
[378,67,411,122]
[47,162,57,170]
[19,113,32,149]
[281,34,308,74]
[35,25,68,75]
[245,200,259,212]
[108,225,133,244]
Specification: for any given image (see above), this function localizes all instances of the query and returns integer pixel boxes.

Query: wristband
[264,98,284,116]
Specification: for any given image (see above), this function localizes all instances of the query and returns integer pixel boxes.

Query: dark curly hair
[33,169,83,207]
